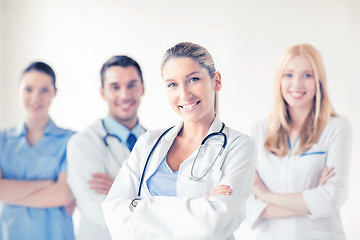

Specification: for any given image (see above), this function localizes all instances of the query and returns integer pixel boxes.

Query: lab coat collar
[142,115,223,195]
[103,115,145,143]
[163,114,223,142]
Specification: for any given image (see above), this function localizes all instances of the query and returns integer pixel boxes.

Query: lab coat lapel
[143,123,183,183]
[207,115,223,135]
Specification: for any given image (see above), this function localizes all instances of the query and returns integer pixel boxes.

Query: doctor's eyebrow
[185,71,200,78]
[128,79,140,84]
[164,71,201,82]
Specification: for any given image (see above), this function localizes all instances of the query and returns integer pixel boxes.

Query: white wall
[1,0,359,239]
[0,0,4,125]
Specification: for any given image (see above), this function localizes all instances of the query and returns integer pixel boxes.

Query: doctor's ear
[100,87,105,99]
[214,72,222,92]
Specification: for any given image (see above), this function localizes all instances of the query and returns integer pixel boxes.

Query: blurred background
[0,0,359,239]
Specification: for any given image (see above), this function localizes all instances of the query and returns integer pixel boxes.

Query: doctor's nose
[292,74,302,87]
[179,85,192,100]
[30,91,41,103]
[118,87,131,100]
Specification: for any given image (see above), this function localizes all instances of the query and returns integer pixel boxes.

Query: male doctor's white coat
[67,119,145,240]
[102,116,257,240]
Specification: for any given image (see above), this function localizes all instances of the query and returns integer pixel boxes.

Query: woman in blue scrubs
[0,62,75,240]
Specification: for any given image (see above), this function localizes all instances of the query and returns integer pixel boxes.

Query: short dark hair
[100,55,143,87]
[23,62,56,89]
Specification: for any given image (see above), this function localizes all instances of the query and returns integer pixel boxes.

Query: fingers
[254,172,259,181]
[322,166,335,181]
[209,185,232,197]
[66,199,76,215]
[88,177,113,185]
[88,173,114,194]
[319,166,335,186]
[88,173,114,185]
[92,173,112,179]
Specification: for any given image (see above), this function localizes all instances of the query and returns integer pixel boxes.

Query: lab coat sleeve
[245,195,269,229]
[103,133,257,240]
[302,117,352,219]
[66,131,109,227]
[245,121,268,229]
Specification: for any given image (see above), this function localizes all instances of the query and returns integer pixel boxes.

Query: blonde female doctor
[246,44,352,240]
[102,42,256,240]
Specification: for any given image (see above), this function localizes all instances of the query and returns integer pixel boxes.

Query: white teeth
[182,102,197,109]
[290,92,304,97]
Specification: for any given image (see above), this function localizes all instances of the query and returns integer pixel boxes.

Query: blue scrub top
[147,156,178,197]
[0,119,75,240]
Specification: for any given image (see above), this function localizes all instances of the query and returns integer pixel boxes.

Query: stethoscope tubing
[101,119,122,146]
[136,123,227,198]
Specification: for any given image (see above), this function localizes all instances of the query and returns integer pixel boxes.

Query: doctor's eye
[303,73,313,78]
[167,82,177,88]
[110,85,120,91]
[24,87,32,93]
[188,77,200,84]
[283,73,292,78]
[40,88,49,93]
[128,83,136,89]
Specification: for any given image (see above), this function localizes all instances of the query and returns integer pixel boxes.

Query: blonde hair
[265,44,337,156]
[161,42,219,113]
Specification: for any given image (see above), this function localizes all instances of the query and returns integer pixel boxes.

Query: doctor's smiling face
[162,57,221,124]
[18,69,56,121]
[101,65,144,129]
[281,55,316,114]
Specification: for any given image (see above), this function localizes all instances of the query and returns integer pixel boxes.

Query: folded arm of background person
[1,171,73,208]
[67,132,113,227]
[0,169,53,203]
[247,117,352,226]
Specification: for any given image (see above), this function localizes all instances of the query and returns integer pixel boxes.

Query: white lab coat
[102,116,256,240]
[246,116,352,240]
[67,119,145,240]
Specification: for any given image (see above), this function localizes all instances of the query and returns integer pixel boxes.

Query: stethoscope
[101,119,124,173]
[130,123,227,209]
[101,119,122,147]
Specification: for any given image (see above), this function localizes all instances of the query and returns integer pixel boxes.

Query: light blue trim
[288,136,300,150]
[300,151,326,157]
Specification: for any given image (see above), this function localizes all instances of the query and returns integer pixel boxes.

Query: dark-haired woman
[0,62,75,240]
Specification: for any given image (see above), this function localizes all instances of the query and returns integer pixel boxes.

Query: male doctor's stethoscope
[101,119,144,174]
[130,122,228,209]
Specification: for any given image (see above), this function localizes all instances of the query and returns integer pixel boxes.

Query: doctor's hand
[65,198,76,216]
[209,185,232,197]
[253,172,270,201]
[318,166,335,186]
[88,173,114,194]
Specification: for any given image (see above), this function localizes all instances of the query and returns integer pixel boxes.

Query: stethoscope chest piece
[129,122,227,209]
[129,197,141,212]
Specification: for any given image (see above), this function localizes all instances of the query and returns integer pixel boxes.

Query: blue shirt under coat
[147,156,178,197]
[103,115,143,144]
[0,119,74,240]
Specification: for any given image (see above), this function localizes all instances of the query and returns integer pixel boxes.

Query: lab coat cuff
[302,188,328,219]
[245,195,268,229]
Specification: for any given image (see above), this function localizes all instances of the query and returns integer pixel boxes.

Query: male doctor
[67,55,146,240]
